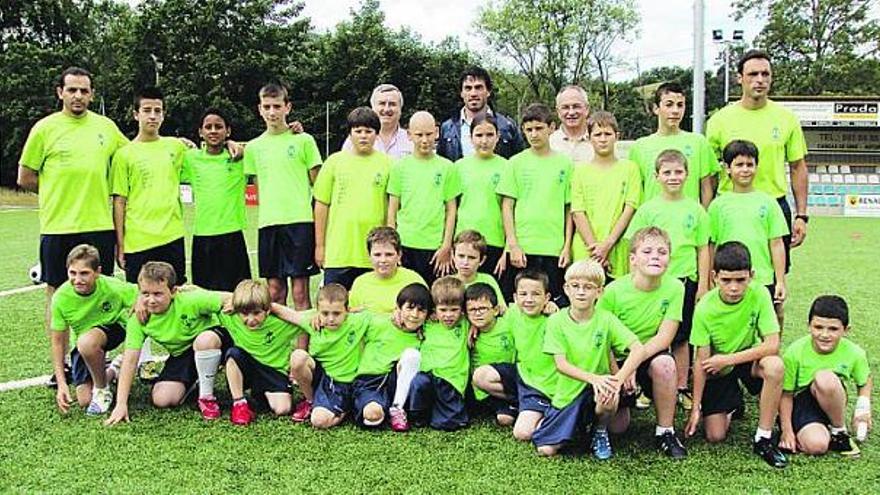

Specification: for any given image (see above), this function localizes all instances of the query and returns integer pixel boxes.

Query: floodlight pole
[693,0,705,133]
[724,46,730,104]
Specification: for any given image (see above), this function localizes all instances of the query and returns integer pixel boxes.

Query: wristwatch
[795,214,809,223]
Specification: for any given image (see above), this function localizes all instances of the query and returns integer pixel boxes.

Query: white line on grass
[0,284,44,297]
[0,375,50,392]
[0,208,39,213]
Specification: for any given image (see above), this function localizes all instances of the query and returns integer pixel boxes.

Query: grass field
[1,205,879,493]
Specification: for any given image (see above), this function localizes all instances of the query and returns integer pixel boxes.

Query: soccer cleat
[291,399,312,423]
[197,395,221,420]
[655,431,688,460]
[635,392,652,410]
[829,431,861,458]
[753,437,788,468]
[231,400,255,426]
[677,389,693,411]
[86,387,114,415]
[389,406,410,432]
[591,428,613,460]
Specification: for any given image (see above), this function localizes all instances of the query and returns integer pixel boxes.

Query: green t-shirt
[349,268,427,314]
[313,151,391,268]
[783,335,871,393]
[690,285,779,374]
[454,155,507,247]
[357,315,422,376]
[570,159,642,278]
[628,131,718,203]
[624,197,709,280]
[471,316,516,400]
[708,191,789,286]
[243,131,322,228]
[597,274,684,346]
[706,100,807,198]
[387,154,460,250]
[110,137,187,253]
[180,149,246,236]
[301,311,370,383]
[543,308,638,409]
[505,306,557,397]
[50,275,139,339]
[420,319,470,394]
[496,151,572,257]
[124,290,223,356]
[461,273,506,308]
[19,111,129,234]
[219,313,302,374]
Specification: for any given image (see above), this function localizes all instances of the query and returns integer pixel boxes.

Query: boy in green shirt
[408,276,471,431]
[468,283,517,426]
[388,111,460,285]
[219,280,303,426]
[106,262,233,425]
[624,150,710,407]
[597,227,687,459]
[571,111,642,281]
[532,260,644,459]
[278,284,371,428]
[354,283,432,432]
[684,241,788,468]
[779,295,872,457]
[452,230,506,309]
[181,107,250,291]
[498,103,573,302]
[244,83,322,308]
[628,82,718,206]
[50,244,138,415]
[314,107,392,290]
[709,140,789,323]
[348,227,427,314]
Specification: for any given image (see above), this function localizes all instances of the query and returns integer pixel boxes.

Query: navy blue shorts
[675,277,698,345]
[531,387,596,448]
[702,362,763,416]
[517,374,552,414]
[322,267,371,291]
[69,323,126,386]
[311,362,354,417]
[618,352,671,407]
[486,363,518,417]
[353,371,396,427]
[401,246,437,287]
[792,388,832,433]
[192,231,251,291]
[259,223,319,279]
[225,346,290,396]
[40,230,115,288]
[125,237,186,285]
[408,371,468,431]
[156,326,233,385]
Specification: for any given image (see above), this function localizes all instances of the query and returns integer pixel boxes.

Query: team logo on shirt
[683,144,693,157]
[836,364,849,376]
[101,301,113,312]
[500,335,511,350]
[180,314,195,329]
[659,299,670,316]
[593,329,606,348]
[684,213,696,231]
[758,205,768,219]
[558,170,566,183]
[264,330,275,345]
[287,145,297,158]
[347,331,356,344]
[492,173,501,185]
[749,311,759,330]
[374,173,384,187]
[98,133,105,147]
[434,172,442,186]
[771,126,781,141]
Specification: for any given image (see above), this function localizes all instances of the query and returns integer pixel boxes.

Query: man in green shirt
[388,111,460,285]
[349,227,426,314]
[684,241,788,468]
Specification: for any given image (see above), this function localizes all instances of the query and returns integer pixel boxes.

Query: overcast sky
[302,0,746,81]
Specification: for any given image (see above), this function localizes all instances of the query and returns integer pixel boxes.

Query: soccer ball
[29,263,42,284]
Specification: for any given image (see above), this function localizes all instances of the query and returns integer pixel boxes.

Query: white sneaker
[86,387,113,415]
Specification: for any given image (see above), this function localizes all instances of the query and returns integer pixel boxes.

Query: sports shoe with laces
[86,387,113,415]
[829,430,860,458]
[753,437,787,468]
[655,431,688,459]
[198,395,221,420]
[389,406,410,432]
[591,428,613,460]
[291,399,312,423]
[231,400,254,426]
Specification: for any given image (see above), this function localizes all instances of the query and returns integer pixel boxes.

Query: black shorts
[125,237,186,285]
[675,278,698,345]
[531,388,596,448]
[156,326,233,385]
[322,267,371,290]
[352,371,396,427]
[311,362,354,417]
[618,352,671,407]
[258,223,319,279]
[517,374,552,414]
[503,254,564,305]
[401,246,437,287]
[792,388,832,433]
[40,230,115,288]
[69,323,126,386]
[224,346,290,396]
[478,245,504,281]
[192,231,251,291]
[702,362,763,416]
[776,196,792,274]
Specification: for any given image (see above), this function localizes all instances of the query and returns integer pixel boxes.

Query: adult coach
[343,83,413,158]
[18,67,128,379]
[706,49,809,261]
[549,85,593,164]
[437,66,523,160]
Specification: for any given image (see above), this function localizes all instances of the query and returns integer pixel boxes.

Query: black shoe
[656,431,688,459]
[753,437,787,468]
[829,431,861,458]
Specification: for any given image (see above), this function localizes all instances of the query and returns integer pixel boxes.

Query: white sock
[655,425,674,436]
[829,425,847,435]
[392,348,420,408]
[138,338,155,365]
[754,427,773,442]
[195,349,222,398]
[234,397,247,405]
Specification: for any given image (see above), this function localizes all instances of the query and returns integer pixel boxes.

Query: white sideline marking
[0,284,44,297]
[0,375,51,392]
[0,208,38,213]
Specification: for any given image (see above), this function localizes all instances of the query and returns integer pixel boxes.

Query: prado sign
[778,100,880,127]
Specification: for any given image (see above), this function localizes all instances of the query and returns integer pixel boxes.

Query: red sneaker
[291,399,312,423]
[231,400,254,426]
[198,395,221,420]
[389,406,410,432]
